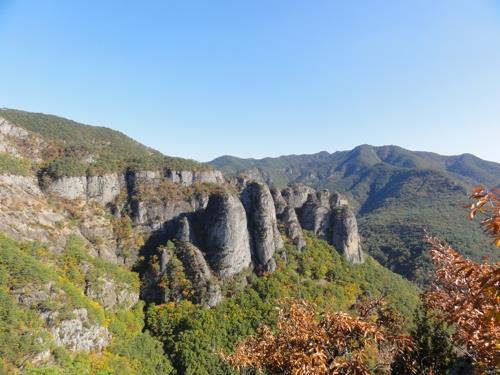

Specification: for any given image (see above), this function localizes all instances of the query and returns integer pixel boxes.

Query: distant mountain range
[210,145,500,283]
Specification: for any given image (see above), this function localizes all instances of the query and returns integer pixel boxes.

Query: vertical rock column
[331,205,364,264]
[203,191,252,278]
[271,188,306,250]
[241,182,284,273]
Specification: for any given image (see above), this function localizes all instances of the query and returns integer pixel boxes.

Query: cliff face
[272,184,363,262]
[1,165,364,283]
[332,206,364,264]
[201,191,252,278]
[241,182,284,273]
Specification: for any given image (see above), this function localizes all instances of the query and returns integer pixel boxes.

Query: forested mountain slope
[210,145,500,283]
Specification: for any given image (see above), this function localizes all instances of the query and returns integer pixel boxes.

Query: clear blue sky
[1,1,500,162]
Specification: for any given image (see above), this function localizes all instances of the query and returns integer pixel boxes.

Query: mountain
[0,108,208,176]
[210,145,500,283]
[0,109,420,374]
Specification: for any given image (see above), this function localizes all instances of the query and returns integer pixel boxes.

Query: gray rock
[127,170,163,191]
[176,242,222,307]
[299,191,332,239]
[194,170,224,184]
[45,308,110,353]
[331,206,364,264]
[12,283,55,307]
[31,350,52,366]
[85,277,139,311]
[0,117,30,138]
[241,181,284,272]
[165,170,224,186]
[0,118,46,161]
[79,214,118,263]
[281,206,306,250]
[130,193,208,231]
[45,176,88,200]
[160,247,170,273]
[330,192,349,208]
[175,216,192,243]
[86,174,125,205]
[270,187,287,216]
[45,174,124,204]
[0,174,42,194]
[282,184,316,208]
[0,174,96,254]
[203,191,252,278]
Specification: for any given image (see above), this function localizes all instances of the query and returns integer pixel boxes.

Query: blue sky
[1,1,499,162]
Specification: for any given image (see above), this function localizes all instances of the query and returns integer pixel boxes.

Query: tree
[424,234,499,370]
[223,297,413,374]
[467,186,500,247]
[391,305,455,374]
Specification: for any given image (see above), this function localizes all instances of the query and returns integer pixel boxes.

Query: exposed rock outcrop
[44,308,110,353]
[78,209,118,262]
[282,184,315,209]
[331,205,364,264]
[85,277,139,311]
[127,169,223,191]
[299,190,332,239]
[270,187,287,216]
[175,242,222,307]
[281,206,306,250]
[0,174,98,255]
[241,182,284,272]
[44,174,125,204]
[86,174,125,205]
[273,184,364,263]
[130,193,208,231]
[0,117,46,161]
[202,191,252,278]
[271,188,306,250]
[45,176,88,200]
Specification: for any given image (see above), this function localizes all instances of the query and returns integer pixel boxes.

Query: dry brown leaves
[468,186,500,248]
[424,234,500,369]
[223,298,413,374]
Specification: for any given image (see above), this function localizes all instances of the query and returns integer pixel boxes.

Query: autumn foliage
[467,186,500,247]
[423,234,499,369]
[223,297,413,374]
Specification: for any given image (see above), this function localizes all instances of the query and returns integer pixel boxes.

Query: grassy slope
[210,145,500,282]
[0,108,209,175]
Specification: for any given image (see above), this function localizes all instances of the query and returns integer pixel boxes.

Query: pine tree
[392,305,455,374]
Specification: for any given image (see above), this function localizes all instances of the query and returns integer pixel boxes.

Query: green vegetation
[146,233,420,374]
[0,152,33,175]
[41,157,88,179]
[136,181,232,204]
[392,306,456,374]
[158,242,194,303]
[0,217,419,374]
[0,108,210,176]
[0,235,172,374]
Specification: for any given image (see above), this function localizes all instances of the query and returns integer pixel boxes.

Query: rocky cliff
[274,184,363,263]
[0,116,365,360]
[241,182,284,273]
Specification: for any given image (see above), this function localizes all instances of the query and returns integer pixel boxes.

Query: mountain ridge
[210,144,500,186]
[209,145,500,283]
